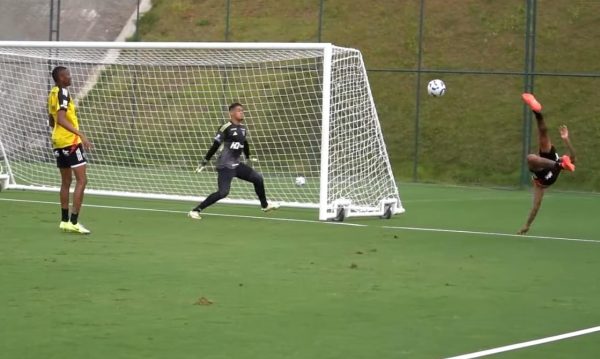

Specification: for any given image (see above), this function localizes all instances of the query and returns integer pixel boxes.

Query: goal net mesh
[0,44,402,217]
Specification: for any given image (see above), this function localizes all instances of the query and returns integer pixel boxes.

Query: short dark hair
[228,102,243,111]
[51,66,67,83]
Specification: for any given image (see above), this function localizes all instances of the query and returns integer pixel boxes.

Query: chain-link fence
[33,0,600,191]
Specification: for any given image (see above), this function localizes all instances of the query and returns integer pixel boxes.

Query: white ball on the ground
[295,176,306,186]
[427,79,446,97]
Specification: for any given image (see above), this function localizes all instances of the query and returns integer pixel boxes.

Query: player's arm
[243,126,257,163]
[55,109,92,150]
[203,140,220,163]
[518,184,545,235]
[243,140,258,164]
[243,140,251,159]
[55,110,91,150]
[55,89,92,150]
[196,140,219,172]
[559,125,576,164]
[197,125,226,171]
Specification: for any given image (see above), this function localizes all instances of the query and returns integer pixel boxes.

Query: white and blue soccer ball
[295,176,306,186]
[427,79,446,97]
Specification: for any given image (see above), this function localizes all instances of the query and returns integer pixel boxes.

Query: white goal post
[0,41,404,220]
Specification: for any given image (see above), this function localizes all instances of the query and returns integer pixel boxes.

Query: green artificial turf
[1,184,599,358]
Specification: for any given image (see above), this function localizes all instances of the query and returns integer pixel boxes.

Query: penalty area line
[0,197,366,227]
[382,225,600,244]
[444,325,600,359]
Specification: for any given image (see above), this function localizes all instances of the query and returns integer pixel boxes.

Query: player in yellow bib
[48,66,92,234]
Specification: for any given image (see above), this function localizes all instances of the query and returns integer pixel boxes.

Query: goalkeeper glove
[195,159,208,173]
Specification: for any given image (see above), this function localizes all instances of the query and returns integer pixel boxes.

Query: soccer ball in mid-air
[295,176,306,186]
[427,79,446,97]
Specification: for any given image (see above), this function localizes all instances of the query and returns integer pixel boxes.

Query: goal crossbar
[0,41,332,50]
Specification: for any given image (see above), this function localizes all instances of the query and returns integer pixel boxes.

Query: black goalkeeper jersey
[213,122,248,169]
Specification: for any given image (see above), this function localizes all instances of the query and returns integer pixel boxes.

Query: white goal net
[0,42,403,220]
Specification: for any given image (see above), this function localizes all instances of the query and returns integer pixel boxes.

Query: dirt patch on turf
[194,297,214,306]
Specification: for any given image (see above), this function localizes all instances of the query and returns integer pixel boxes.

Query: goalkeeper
[188,103,279,219]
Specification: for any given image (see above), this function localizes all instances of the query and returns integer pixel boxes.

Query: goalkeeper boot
[522,93,542,113]
[261,202,280,213]
[188,210,202,220]
[59,221,70,231]
[67,222,91,235]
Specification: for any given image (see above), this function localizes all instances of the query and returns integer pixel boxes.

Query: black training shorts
[532,146,560,187]
[53,143,87,169]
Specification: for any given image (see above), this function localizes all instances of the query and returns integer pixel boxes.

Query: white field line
[398,182,600,199]
[0,197,598,242]
[402,193,599,203]
[0,198,366,227]
[382,225,600,244]
[402,197,521,203]
[444,326,600,359]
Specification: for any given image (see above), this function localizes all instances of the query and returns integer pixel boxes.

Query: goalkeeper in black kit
[188,103,279,219]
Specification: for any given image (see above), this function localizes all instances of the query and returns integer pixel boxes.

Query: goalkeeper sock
[70,213,79,225]
[533,111,544,121]
[61,208,69,222]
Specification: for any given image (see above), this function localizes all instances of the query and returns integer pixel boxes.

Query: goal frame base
[0,174,9,191]
[324,198,405,222]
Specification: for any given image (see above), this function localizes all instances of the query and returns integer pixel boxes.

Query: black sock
[70,213,79,225]
[192,206,202,212]
[61,208,69,222]
[533,111,543,121]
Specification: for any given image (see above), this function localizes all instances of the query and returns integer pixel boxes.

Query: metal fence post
[520,0,537,187]
[134,0,141,41]
[225,0,232,41]
[48,0,61,41]
[318,0,325,42]
[412,0,425,182]
[48,0,61,91]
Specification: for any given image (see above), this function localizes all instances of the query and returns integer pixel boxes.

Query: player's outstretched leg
[236,163,279,212]
[189,168,234,219]
[522,93,575,172]
[522,93,552,153]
